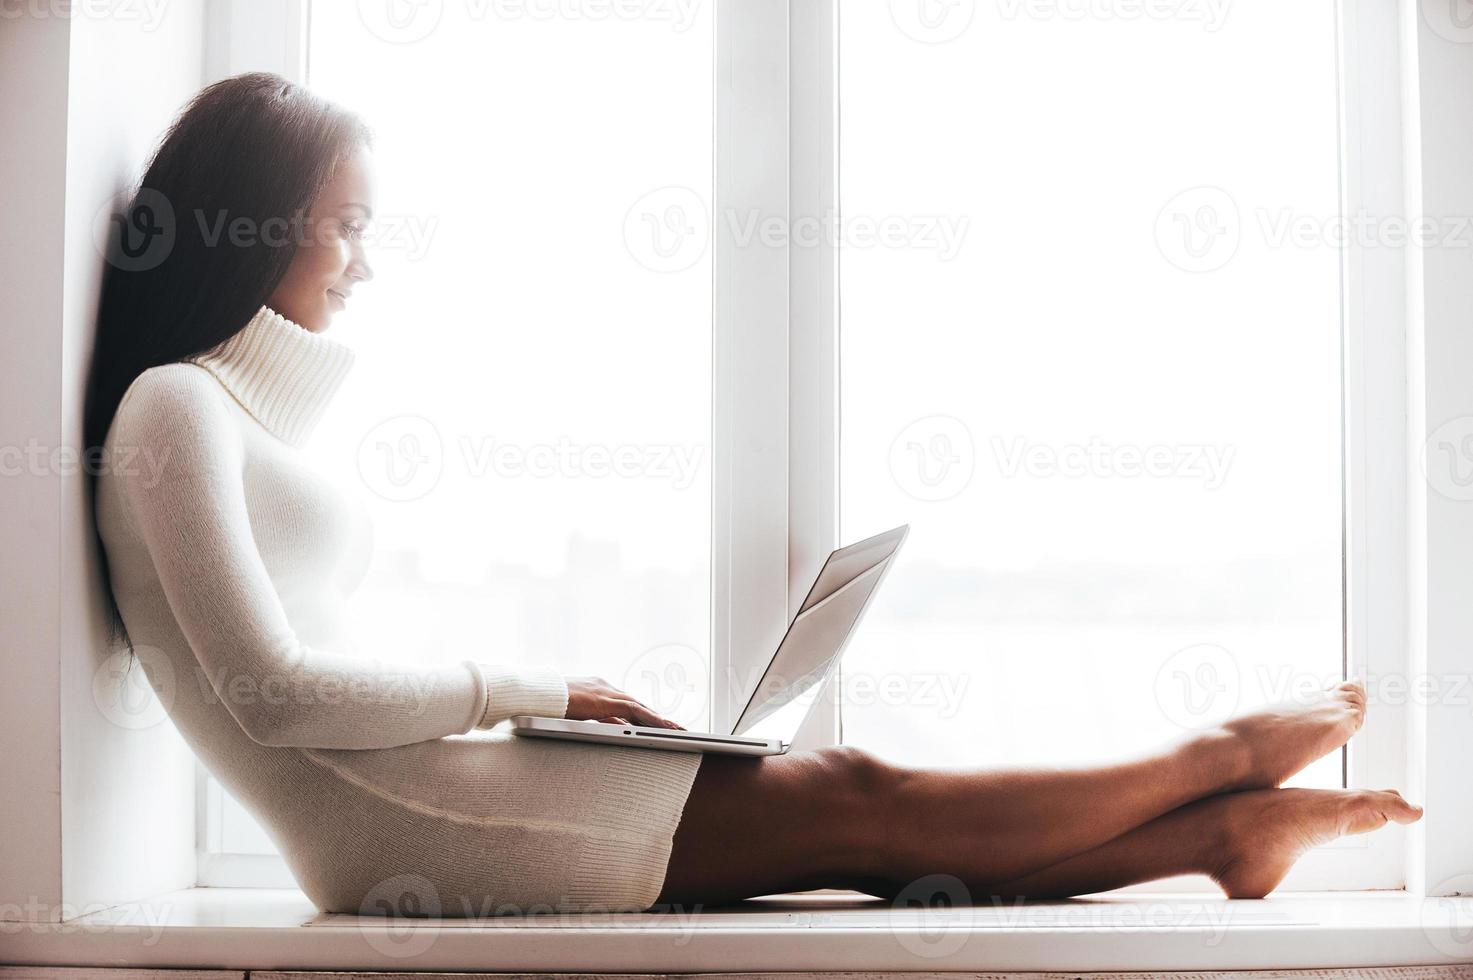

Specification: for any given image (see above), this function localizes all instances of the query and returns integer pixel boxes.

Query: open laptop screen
[730,525,907,737]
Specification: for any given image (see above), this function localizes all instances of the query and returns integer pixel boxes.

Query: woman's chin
[301,306,336,333]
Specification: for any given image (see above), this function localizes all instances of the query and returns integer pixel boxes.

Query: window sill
[4,887,1471,973]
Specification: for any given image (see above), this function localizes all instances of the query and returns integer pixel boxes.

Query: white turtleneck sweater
[95,305,703,915]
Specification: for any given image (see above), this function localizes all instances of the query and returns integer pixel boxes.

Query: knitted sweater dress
[94,305,704,916]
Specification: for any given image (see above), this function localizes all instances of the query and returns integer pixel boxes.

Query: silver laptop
[510,524,909,756]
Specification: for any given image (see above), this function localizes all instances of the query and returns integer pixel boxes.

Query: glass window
[209,3,714,861]
[837,5,1344,788]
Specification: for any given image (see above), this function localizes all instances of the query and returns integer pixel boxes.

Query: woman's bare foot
[1206,787,1422,899]
[1203,680,1366,791]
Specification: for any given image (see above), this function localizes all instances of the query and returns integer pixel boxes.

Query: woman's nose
[349,248,374,283]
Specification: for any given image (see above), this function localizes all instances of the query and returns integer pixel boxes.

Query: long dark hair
[85,71,372,650]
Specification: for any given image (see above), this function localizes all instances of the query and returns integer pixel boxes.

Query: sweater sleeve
[111,366,569,749]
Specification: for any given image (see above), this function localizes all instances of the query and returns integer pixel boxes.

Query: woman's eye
[344,221,366,240]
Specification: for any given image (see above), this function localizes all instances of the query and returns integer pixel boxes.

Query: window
[837,6,1344,777]
[305,2,714,721]
[201,0,714,882]
[831,1,1407,891]
[831,3,1407,890]
[206,0,1409,892]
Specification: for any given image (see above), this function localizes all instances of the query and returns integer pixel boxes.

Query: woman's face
[267,144,376,333]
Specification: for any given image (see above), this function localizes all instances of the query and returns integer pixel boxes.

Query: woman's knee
[658,746,899,904]
[804,745,903,874]
[810,744,893,800]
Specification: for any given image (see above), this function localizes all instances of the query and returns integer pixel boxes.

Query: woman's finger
[604,687,657,716]
[598,708,684,730]
[616,699,681,730]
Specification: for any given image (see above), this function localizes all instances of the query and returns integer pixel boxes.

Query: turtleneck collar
[186,305,356,448]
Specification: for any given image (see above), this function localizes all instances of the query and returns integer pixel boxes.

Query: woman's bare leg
[982,787,1422,901]
[657,683,1368,906]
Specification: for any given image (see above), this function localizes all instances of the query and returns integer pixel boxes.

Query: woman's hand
[565,676,685,730]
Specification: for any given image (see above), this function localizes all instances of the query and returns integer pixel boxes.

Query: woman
[88,72,1420,918]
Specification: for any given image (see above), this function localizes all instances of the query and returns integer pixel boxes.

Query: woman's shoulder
[111,361,239,450]
[121,361,219,409]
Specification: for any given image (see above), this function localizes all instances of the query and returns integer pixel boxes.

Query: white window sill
[4,887,1472,973]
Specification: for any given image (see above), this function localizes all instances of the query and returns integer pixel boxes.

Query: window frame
[204,0,309,84]
[729,0,1413,893]
[1324,0,1412,892]
[210,0,1429,896]
[198,0,314,888]
[711,0,840,749]
[195,759,296,888]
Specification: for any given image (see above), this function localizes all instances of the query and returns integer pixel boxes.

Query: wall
[59,3,209,916]
[0,11,72,922]
[0,4,206,920]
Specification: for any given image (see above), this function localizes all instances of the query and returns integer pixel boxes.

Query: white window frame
[1321,0,1412,893]
[198,0,313,889]
[719,0,1414,893]
[711,0,840,751]
[204,0,309,84]
[195,759,296,888]
[207,0,1459,897]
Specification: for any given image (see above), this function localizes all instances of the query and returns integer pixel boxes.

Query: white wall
[0,12,71,922]
[0,6,206,920]
[60,5,208,916]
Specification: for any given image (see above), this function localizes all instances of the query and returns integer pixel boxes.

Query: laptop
[510,524,909,756]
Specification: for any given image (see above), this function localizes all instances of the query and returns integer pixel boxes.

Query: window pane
[207,8,713,858]
[838,6,1343,788]
[307,2,713,721]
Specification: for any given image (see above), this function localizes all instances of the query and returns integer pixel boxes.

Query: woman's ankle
[1180,726,1255,797]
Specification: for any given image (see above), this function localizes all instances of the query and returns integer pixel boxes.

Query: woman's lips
[327,289,348,308]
